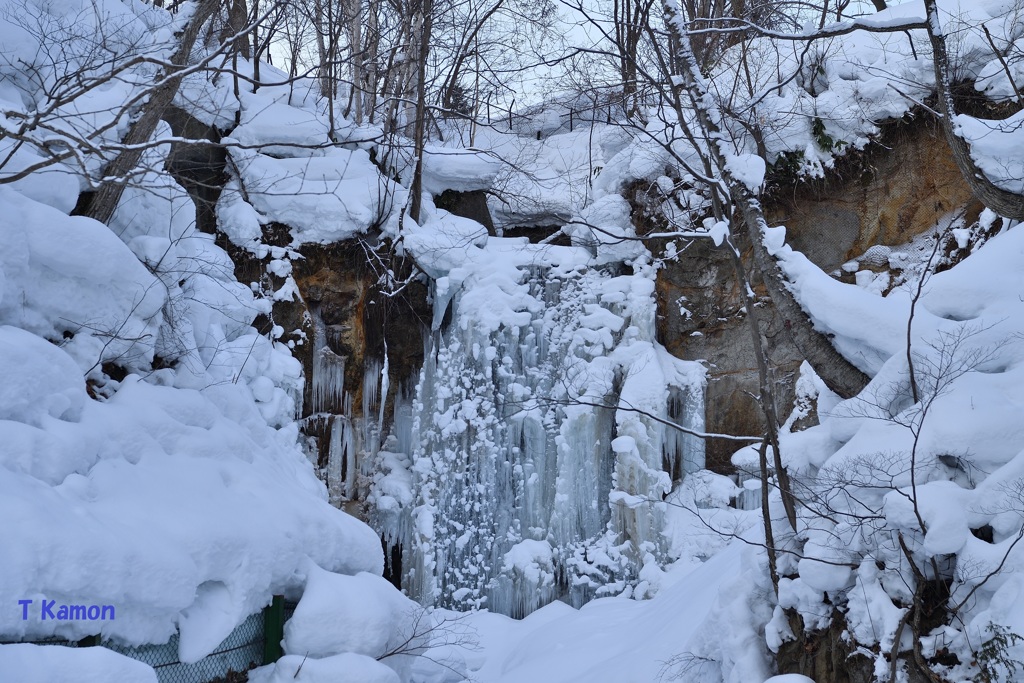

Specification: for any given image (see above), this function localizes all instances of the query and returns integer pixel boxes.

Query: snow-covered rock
[283,568,422,661]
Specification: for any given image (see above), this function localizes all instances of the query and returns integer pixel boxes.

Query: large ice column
[369,245,706,616]
[665,384,706,479]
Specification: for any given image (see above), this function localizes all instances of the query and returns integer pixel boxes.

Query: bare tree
[81,0,222,224]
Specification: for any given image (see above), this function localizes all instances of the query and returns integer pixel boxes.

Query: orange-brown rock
[656,118,978,474]
[768,118,982,273]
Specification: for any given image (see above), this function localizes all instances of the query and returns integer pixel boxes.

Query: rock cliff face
[163,107,431,491]
[167,105,976,495]
[655,118,978,472]
[655,231,804,472]
[769,118,982,273]
[230,236,431,481]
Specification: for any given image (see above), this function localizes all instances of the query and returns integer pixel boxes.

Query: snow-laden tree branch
[922,0,1024,221]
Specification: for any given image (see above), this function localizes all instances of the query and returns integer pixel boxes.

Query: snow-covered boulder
[283,568,423,660]
[0,187,165,367]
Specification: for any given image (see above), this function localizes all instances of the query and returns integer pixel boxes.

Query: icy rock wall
[369,250,705,616]
[301,306,394,507]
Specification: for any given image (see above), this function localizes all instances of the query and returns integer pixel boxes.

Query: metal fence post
[262,595,285,664]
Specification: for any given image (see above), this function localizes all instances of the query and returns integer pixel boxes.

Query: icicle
[378,339,389,436]
[734,470,762,511]
[664,383,706,481]
[326,415,345,506]
[361,359,382,462]
[310,307,346,414]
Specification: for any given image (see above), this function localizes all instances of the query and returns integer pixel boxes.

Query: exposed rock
[776,610,876,683]
[656,118,975,473]
[655,230,803,472]
[218,232,430,475]
[434,189,495,234]
[767,118,982,274]
[163,106,227,235]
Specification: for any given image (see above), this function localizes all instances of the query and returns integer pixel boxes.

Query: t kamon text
[18,599,115,621]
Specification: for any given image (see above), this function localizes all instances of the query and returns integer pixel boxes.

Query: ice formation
[368,227,705,616]
[305,326,390,507]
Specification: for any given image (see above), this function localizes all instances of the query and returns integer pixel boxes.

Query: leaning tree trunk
[663,0,871,403]
[83,0,221,226]
[923,0,1024,220]
[664,0,801,534]
[741,198,872,400]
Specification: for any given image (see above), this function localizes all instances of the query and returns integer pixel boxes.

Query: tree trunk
[409,0,433,223]
[923,0,1024,220]
[364,6,379,123]
[663,0,871,403]
[344,0,363,123]
[740,197,871,399]
[83,0,221,226]
[222,0,251,58]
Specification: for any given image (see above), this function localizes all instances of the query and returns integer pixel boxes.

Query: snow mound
[956,111,1024,195]
[0,326,85,428]
[230,92,339,157]
[0,187,165,368]
[283,568,422,661]
[0,643,157,683]
[224,147,399,246]
[250,652,399,683]
[422,146,502,194]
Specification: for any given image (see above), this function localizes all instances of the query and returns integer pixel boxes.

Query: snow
[282,567,421,661]
[250,653,400,683]
[0,0,391,664]
[402,209,489,280]
[565,194,647,264]
[230,92,339,157]
[0,643,157,683]
[956,111,1024,195]
[6,0,1024,680]
[452,542,777,683]
[431,124,633,229]
[421,145,502,194]
[0,326,85,427]
[760,214,1024,677]
[765,224,919,375]
[0,371,385,651]
[501,540,555,590]
[0,187,165,368]
[224,146,399,246]
[724,153,766,191]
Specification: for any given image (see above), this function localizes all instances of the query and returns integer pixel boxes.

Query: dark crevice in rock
[163,106,228,235]
[434,189,495,233]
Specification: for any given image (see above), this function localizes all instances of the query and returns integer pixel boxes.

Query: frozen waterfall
[367,241,705,617]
